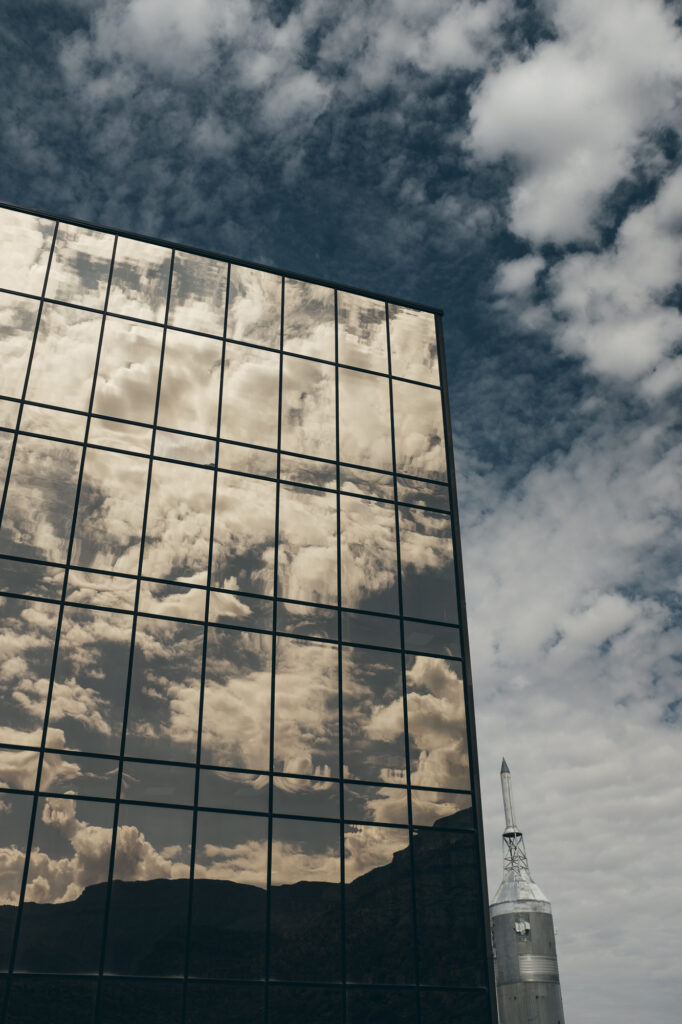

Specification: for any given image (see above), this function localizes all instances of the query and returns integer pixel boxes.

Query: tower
[490,760,565,1024]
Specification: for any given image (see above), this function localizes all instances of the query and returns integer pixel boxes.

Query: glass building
[0,203,495,1024]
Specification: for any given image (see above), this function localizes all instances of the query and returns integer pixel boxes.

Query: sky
[0,0,680,1020]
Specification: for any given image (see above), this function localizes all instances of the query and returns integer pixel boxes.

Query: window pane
[218,441,277,478]
[410,788,472,828]
[277,484,337,605]
[121,759,195,804]
[392,379,447,480]
[198,769,268,813]
[21,403,86,442]
[66,569,136,610]
[340,494,398,614]
[168,250,227,336]
[39,752,118,798]
[0,557,64,600]
[157,329,221,436]
[270,817,341,981]
[154,429,214,465]
[125,618,203,762]
[399,507,458,623]
[46,222,114,308]
[92,318,163,424]
[0,293,40,398]
[397,476,450,511]
[339,465,394,501]
[0,207,54,295]
[344,783,408,825]
[186,982,264,1024]
[227,264,281,348]
[99,980,183,1024]
[27,302,102,410]
[341,647,406,784]
[277,600,337,640]
[274,636,338,777]
[6,977,96,1024]
[272,778,340,819]
[209,590,272,631]
[0,436,81,562]
[138,577,206,622]
[347,987,418,1024]
[341,610,401,649]
[420,989,491,1024]
[0,397,20,429]
[269,985,342,1024]
[0,747,39,794]
[221,342,280,449]
[338,367,392,470]
[16,796,113,972]
[108,236,172,323]
[337,291,387,372]
[281,355,335,459]
[89,418,152,454]
[105,804,192,976]
[403,620,460,658]
[72,447,148,575]
[213,473,276,596]
[49,606,134,755]
[142,460,213,585]
[388,304,439,384]
[279,454,336,490]
[0,792,33,966]
[190,811,268,978]
[405,655,469,790]
[0,432,12,495]
[283,277,335,360]
[201,627,272,772]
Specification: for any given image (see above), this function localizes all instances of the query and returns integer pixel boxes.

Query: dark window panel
[397,476,450,511]
[272,779,340,819]
[154,429,215,466]
[20,404,87,442]
[388,303,439,385]
[279,454,336,490]
[104,804,192,976]
[338,367,392,471]
[221,343,280,450]
[209,591,273,632]
[157,329,222,437]
[138,579,206,622]
[346,986,418,1023]
[399,507,458,624]
[168,250,227,337]
[16,796,114,972]
[142,460,213,585]
[190,811,268,979]
[5,976,96,1024]
[218,442,277,478]
[405,655,470,791]
[0,208,54,295]
[0,557,64,600]
[39,752,118,799]
[392,379,447,481]
[199,769,269,813]
[49,605,133,756]
[419,987,491,1024]
[0,597,60,752]
[88,417,152,454]
[277,484,337,606]
[186,981,265,1024]
[98,979,183,1024]
[341,611,401,650]
[344,824,415,984]
[340,494,399,615]
[201,628,272,773]
[213,473,277,596]
[121,760,195,805]
[410,789,473,829]
[26,302,103,410]
[273,637,338,778]
[91,318,163,425]
[0,793,33,968]
[268,985,343,1024]
[341,646,406,785]
[107,236,172,324]
[0,435,81,563]
[277,601,337,641]
[281,355,336,461]
[337,291,387,373]
[412,827,487,987]
[403,620,461,659]
[65,570,136,610]
[226,264,281,349]
[338,464,394,502]
[45,223,114,308]
[269,818,341,982]
[125,618,204,763]
[344,783,409,826]
[0,293,41,399]
[283,277,335,361]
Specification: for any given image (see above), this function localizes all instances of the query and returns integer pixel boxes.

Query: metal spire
[491,758,548,905]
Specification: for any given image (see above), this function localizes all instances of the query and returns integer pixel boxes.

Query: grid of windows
[0,204,493,1024]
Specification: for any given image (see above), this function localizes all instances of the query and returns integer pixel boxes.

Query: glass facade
[0,203,494,1023]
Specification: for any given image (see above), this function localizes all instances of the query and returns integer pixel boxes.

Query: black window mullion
[334,288,347,1024]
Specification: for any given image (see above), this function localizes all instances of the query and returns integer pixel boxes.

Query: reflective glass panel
[0,557,64,600]
[0,431,10,493]
[201,628,272,772]
[221,341,280,448]
[338,366,392,470]
[338,464,394,501]
[279,454,336,490]
[65,569,136,610]
[344,783,408,825]
[227,264,281,348]
[347,987,418,1024]
[157,329,221,436]
[106,803,192,976]
[340,494,398,614]
[191,811,268,979]
[270,817,341,981]
[185,983,264,1024]
[72,447,148,574]
[403,619,461,658]
[168,250,227,336]
[218,441,277,477]
[281,354,335,459]
[341,609,401,649]
[209,590,273,631]
[277,600,337,640]
[272,777,340,819]
[0,747,40,793]
[198,769,268,813]
[0,795,32,964]
[341,646,406,784]
[388,303,439,384]
[344,824,414,983]
[108,236,172,323]
[399,507,458,623]
[410,788,472,828]
[39,752,118,798]
[269,985,342,1024]
[92,318,163,424]
[45,223,114,307]
[397,476,450,511]
[0,292,40,398]
[337,291,387,372]
[420,989,491,1024]
[49,606,134,755]
[405,655,469,790]
[283,277,335,360]
[0,207,54,294]
[154,429,215,466]
[0,397,19,429]
[0,436,80,562]
[138,579,206,620]
[27,302,102,411]
[142,460,213,585]
[274,636,338,777]
[392,379,447,480]
[99,980,183,1024]
[88,417,152,453]
[6,978,96,1024]
[213,472,276,595]
[17,796,113,972]
[20,404,86,441]
[277,483,337,605]
[125,618,203,762]
[121,760,195,805]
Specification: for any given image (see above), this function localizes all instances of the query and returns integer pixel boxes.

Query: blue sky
[1,1,681,1020]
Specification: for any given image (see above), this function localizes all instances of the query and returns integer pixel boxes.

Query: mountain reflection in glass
[0,205,491,1024]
